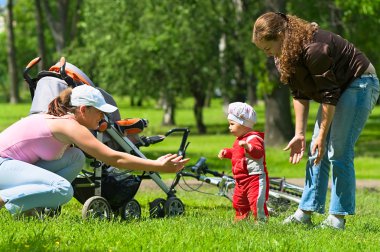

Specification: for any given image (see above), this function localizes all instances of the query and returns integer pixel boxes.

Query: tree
[41,0,82,54]
[264,58,293,146]
[5,0,19,103]
[217,0,264,106]
[333,0,380,69]
[34,0,47,70]
[71,0,221,131]
[50,0,379,134]
[171,1,221,132]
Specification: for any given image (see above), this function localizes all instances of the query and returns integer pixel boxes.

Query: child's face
[228,120,250,137]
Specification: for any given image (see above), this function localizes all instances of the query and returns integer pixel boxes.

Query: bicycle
[168,156,304,214]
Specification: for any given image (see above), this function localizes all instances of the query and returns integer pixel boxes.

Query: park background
[0,0,379,251]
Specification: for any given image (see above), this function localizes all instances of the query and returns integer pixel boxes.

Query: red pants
[233,173,269,221]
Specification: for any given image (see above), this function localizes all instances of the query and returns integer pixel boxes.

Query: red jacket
[221,131,267,180]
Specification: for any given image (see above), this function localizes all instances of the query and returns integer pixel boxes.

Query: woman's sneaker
[283,214,312,225]
[283,209,312,225]
[319,215,345,230]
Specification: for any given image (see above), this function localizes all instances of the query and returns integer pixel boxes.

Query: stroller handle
[25,57,41,69]
[165,128,190,136]
[165,128,190,158]
[23,57,42,99]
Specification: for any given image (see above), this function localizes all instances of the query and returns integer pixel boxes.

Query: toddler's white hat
[227,102,256,128]
[71,85,118,113]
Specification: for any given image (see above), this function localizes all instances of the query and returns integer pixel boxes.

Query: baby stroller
[23,57,189,220]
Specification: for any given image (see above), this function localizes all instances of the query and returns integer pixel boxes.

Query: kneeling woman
[0,85,189,216]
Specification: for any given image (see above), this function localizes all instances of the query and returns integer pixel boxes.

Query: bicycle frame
[170,157,304,205]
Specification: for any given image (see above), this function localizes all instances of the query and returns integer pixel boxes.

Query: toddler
[218,102,269,222]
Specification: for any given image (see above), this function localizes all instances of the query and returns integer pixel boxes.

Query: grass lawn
[0,185,379,251]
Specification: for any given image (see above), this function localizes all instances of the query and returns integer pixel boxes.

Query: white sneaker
[319,216,346,230]
[283,209,312,225]
[283,214,312,225]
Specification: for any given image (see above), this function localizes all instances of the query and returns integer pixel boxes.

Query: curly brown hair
[47,88,77,116]
[252,12,317,84]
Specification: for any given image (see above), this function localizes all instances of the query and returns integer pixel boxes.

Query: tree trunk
[5,0,19,104]
[264,58,294,146]
[233,54,247,102]
[70,0,82,39]
[161,95,176,126]
[247,76,258,105]
[328,1,344,35]
[193,89,207,134]
[35,0,47,71]
[262,0,293,146]
[42,0,68,54]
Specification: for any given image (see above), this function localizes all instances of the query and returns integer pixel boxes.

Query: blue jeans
[0,147,85,215]
[299,74,379,215]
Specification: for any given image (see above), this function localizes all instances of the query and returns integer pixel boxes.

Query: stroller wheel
[164,197,185,217]
[149,198,166,218]
[120,199,141,221]
[82,196,112,220]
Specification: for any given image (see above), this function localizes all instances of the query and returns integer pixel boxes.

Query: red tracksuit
[221,131,269,221]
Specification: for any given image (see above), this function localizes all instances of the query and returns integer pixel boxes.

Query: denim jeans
[299,74,379,215]
[0,147,85,215]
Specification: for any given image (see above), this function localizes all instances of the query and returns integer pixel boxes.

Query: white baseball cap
[70,85,118,113]
[227,102,256,128]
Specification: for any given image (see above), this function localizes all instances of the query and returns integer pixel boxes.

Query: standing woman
[0,85,189,217]
[252,12,379,229]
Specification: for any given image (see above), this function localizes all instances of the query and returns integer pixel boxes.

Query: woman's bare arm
[49,118,188,172]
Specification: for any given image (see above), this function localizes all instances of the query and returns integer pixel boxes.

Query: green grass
[0,99,379,251]
[0,187,379,251]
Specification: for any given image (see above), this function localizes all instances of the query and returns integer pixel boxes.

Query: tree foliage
[0,0,379,137]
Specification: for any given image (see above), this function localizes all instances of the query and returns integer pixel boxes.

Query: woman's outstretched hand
[283,134,306,164]
[156,154,190,172]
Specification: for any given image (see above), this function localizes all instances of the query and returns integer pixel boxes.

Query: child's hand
[218,149,226,159]
[238,140,250,151]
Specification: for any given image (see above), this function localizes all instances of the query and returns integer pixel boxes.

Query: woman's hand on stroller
[156,154,190,173]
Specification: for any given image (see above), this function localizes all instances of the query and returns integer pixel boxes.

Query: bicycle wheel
[267,189,301,216]
[224,187,234,201]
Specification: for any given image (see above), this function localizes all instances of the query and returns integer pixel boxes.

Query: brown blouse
[288,29,370,105]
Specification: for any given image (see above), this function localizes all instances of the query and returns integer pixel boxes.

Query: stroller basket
[73,169,141,211]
